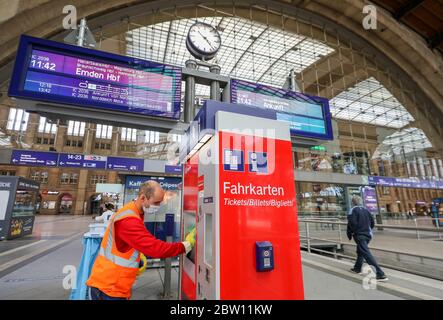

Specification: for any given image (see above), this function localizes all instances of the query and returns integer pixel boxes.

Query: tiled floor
[0,215,442,300]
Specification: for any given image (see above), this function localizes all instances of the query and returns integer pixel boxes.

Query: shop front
[296,182,347,217]
[58,193,73,214]
[38,190,60,215]
[296,182,379,218]
[0,176,40,240]
[124,175,182,242]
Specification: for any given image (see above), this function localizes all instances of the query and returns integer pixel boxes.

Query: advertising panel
[8,216,35,239]
[0,179,14,240]
[218,130,304,299]
[361,186,378,214]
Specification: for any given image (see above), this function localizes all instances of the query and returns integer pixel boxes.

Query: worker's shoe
[350,268,363,275]
[376,275,389,282]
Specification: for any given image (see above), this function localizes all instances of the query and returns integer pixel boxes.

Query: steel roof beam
[393,0,425,20]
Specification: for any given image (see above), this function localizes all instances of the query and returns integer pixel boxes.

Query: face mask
[143,205,160,215]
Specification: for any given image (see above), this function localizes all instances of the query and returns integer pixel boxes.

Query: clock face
[186,22,221,60]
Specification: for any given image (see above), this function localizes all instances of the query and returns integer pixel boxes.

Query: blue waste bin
[69,233,103,300]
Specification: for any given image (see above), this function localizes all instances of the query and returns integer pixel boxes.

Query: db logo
[263,251,270,257]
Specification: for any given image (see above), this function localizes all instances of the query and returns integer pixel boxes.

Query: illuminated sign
[368,176,443,189]
[58,153,107,169]
[125,176,181,190]
[361,186,378,214]
[107,157,144,171]
[164,165,182,173]
[8,150,171,174]
[310,145,327,152]
[230,79,333,140]
[11,150,58,167]
[9,35,182,120]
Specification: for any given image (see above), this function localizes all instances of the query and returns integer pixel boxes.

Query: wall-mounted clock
[186,22,221,61]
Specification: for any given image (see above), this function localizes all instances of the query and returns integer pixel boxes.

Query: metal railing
[298,218,443,279]
[300,217,442,241]
[294,151,443,180]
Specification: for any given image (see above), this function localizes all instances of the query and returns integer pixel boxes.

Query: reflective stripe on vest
[99,247,139,268]
[99,209,140,269]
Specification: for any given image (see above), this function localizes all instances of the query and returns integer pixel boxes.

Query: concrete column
[16,166,30,178]
[23,113,39,145]
[74,170,89,215]
[412,159,419,177]
[184,60,197,123]
[431,158,439,178]
[418,157,426,178]
[0,105,9,130]
[222,82,230,102]
[438,159,443,178]
[209,65,221,101]
[107,171,118,184]
[406,161,412,177]
[425,158,433,179]
[55,121,67,152]
[83,123,95,154]
[47,167,59,187]
[111,128,120,155]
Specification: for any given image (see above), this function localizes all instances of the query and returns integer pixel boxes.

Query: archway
[35,193,42,214]
[58,193,73,215]
[89,193,102,215]
[0,1,441,155]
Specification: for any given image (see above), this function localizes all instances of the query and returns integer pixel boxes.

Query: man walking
[86,180,196,300]
[347,196,388,281]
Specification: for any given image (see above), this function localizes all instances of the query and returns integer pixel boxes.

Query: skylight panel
[126,16,335,88]
[330,77,414,128]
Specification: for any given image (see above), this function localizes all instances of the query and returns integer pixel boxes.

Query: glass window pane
[7,108,29,131]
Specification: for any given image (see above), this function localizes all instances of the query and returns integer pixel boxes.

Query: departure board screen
[231,79,333,140]
[9,35,182,119]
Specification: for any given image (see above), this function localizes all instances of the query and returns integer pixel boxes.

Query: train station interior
[0,0,442,302]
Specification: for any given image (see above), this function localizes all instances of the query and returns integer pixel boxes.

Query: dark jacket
[347,206,374,239]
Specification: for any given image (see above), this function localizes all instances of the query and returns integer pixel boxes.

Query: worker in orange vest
[86,180,195,300]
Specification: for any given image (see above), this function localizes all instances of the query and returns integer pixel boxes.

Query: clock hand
[198,30,213,47]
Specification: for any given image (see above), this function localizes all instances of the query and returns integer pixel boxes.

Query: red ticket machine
[179,101,304,300]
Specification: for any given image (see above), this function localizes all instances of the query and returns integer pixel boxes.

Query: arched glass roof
[329,77,414,129]
[124,16,430,152]
[125,16,334,92]
[382,127,432,155]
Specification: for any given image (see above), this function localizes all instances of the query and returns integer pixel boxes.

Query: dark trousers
[353,235,385,277]
[89,287,127,300]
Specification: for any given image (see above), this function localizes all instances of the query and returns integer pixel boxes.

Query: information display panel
[11,150,58,167]
[107,157,144,171]
[9,35,182,120]
[58,153,107,169]
[230,79,333,140]
[368,176,443,189]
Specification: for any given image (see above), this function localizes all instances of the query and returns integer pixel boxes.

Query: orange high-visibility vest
[86,202,142,298]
